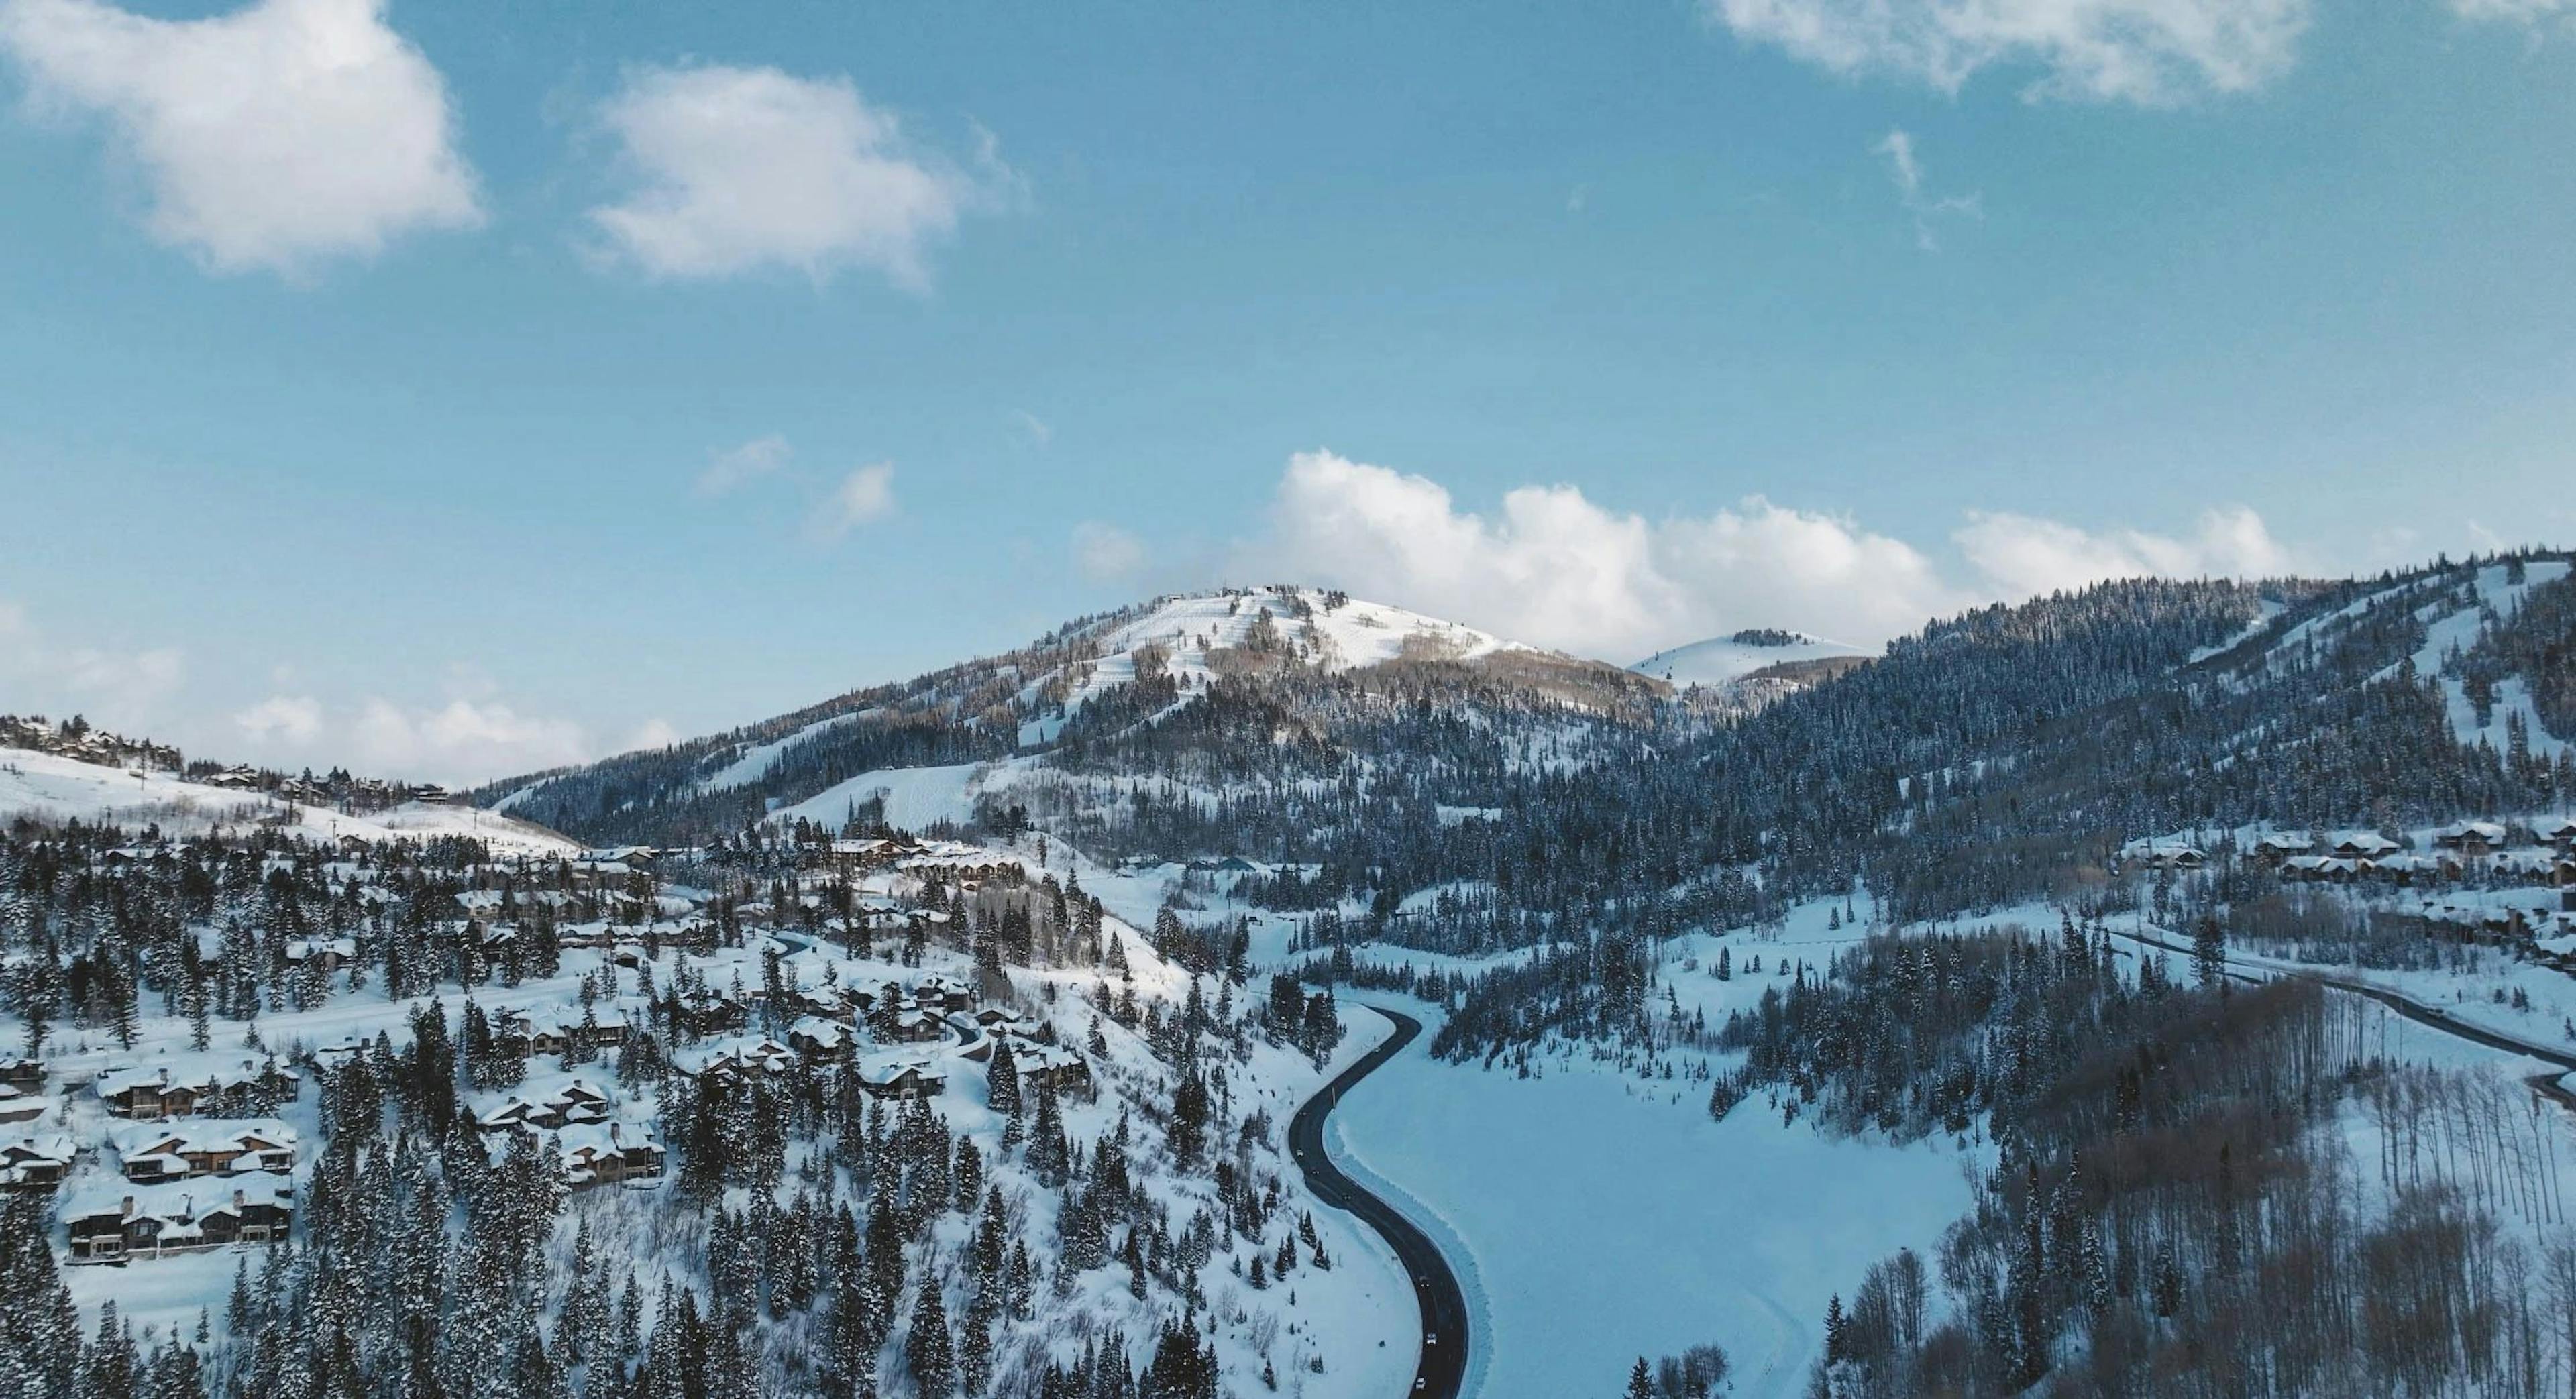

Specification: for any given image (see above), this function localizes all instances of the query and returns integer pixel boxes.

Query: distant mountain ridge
[474,555,2576,960]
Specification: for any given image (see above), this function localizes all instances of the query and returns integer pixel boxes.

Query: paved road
[1287,1006,1470,1399]
[2105,924,2576,1076]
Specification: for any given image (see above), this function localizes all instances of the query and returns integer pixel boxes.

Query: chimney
[120,1194,133,1217]
[233,1188,246,1211]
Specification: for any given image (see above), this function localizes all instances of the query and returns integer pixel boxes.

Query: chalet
[2432,821,2510,857]
[2282,856,2366,883]
[877,1005,948,1045]
[2537,816,2576,853]
[2250,833,2316,866]
[826,838,893,871]
[2371,852,2461,887]
[786,1015,856,1064]
[1010,1043,1092,1097]
[466,1076,613,1133]
[672,1037,796,1083]
[0,1133,74,1190]
[93,1060,299,1120]
[2328,832,2402,860]
[109,1119,298,1182]
[282,936,356,973]
[855,1058,946,1102]
[64,1178,292,1262]
[0,1058,44,1090]
[555,1122,665,1189]
[2121,840,2205,871]
[0,1087,50,1126]
[913,974,975,1012]
[580,846,659,870]
[495,1007,630,1057]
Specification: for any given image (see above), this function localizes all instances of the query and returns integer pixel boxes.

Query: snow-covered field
[1326,999,1976,1399]
[0,744,576,854]
[1631,632,1868,689]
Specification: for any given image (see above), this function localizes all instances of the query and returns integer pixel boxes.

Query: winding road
[1289,1006,1471,1399]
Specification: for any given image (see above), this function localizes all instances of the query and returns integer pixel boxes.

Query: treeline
[1746,920,2576,1397]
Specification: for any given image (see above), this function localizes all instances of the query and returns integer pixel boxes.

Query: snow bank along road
[1291,1007,1471,1399]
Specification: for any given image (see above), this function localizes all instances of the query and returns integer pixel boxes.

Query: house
[2537,816,2576,853]
[2282,856,2366,883]
[0,1133,74,1190]
[282,936,357,973]
[786,1015,856,1064]
[2121,840,2205,871]
[64,1178,292,1262]
[0,1085,52,1126]
[495,1007,631,1058]
[555,1122,665,1189]
[2328,832,2402,860]
[0,1058,43,1090]
[1010,1043,1092,1097]
[93,1060,299,1119]
[465,1076,614,1133]
[2250,833,2316,866]
[2371,852,2461,887]
[671,1037,796,1084]
[855,1058,946,1101]
[877,1005,949,1044]
[109,1119,298,1182]
[913,974,975,1011]
[2432,821,2510,857]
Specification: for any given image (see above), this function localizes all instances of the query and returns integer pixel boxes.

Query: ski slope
[1631,632,1868,688]
[0,745,578,854]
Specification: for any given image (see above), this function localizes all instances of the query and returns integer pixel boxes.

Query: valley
[7,554,2576,1397]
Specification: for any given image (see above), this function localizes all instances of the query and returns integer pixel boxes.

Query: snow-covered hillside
[0,744,577,855]
[1630,630,1869,689]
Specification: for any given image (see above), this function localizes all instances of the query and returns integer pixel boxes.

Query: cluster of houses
[2257,820,2576,893]
[2125,818,2576,945]
[460,1073,667,1188]
[674,970,1094,1110]
[93,1060,301,1121]
[64,1177,294,1263]
[2124,818,2576,888]
[0,1056,316,1262]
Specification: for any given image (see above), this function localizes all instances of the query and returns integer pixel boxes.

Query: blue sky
[2,0,2573,780]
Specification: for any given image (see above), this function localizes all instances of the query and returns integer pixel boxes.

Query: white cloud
[235,693,323,744]
[1012,410,1054,446]
[0,598,186,731]
[1252,450,1969,658]
[1874,129,1980,250]
[813,461,897,537]
[587,62,1008,287]
[0,0,481,276]
[2450,0,2576,23]
[1246,451,2318,661]
[621,718,680,753]
[697,433,792,496]
[350,697,590,782]
[1951,504,2296,598]
[1703,0,2311,103]
[1071,521,1147,581]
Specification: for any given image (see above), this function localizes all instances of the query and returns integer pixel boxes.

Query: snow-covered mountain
[477,585,1646,847]
[1630,628,1872,688]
